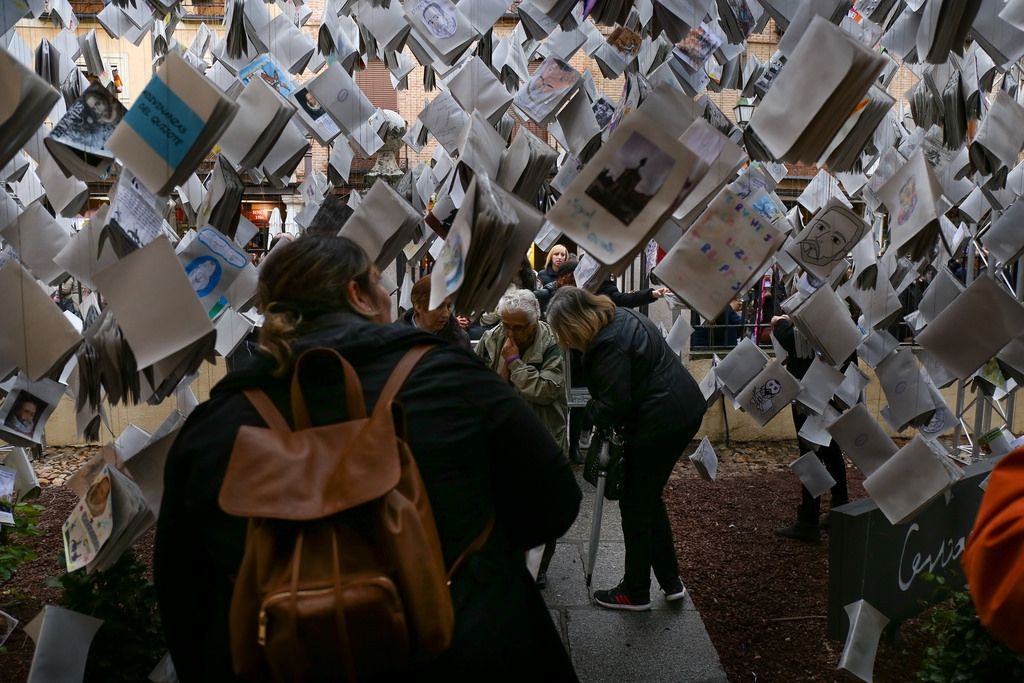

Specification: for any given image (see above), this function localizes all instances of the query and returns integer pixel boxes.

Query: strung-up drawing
[735,359,800,426]
[3,390,45,437]
[674,23,723,71]
[0,466,14,525]
[787,199,869,280]
[750,378,782,414]
[238,54,297,99]
[592,97,615,128]
[418,0,458,39]
[608,26,642,55]
[584,132,676,225]
[62,467,114,572]
[896,176,917,225]
[513,56,579,123]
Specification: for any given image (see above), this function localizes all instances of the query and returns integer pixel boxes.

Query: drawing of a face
[609,27,641,55]
[798,220,852,266]
[7,398,38,435]
[592,98,614,128]
[83,90,116,124]
[186,256,222,298]
[897,176,917,226]
[86,474,111,518]
[751,379,781,414]
[15,401,37,428]
[305,91,322,113]
[421,1,457,39]
[528,59,577,98]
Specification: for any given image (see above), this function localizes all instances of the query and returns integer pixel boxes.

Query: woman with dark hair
[155,234,581,681]
[547,287,706,611]
[401,275,471,350]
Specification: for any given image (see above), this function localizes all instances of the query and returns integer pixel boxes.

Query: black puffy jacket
[583,308,706,443]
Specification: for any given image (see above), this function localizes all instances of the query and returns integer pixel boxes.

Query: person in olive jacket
[547,287,706,611]
[155,235,582,681]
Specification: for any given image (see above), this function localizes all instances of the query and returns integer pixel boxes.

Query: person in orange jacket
[962,445,1024,654]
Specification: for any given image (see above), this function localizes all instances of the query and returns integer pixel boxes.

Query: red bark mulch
[666,446,932,682]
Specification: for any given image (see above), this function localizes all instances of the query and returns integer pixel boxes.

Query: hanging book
[0,46,61,171]
[107,52,239,196]
[44,82,127,181]
[786,199,869,281]
[549,113,713,275]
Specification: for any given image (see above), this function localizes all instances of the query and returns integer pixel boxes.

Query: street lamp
[733,97,755,126]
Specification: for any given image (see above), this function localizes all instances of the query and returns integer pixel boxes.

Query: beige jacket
[476,321,568,457]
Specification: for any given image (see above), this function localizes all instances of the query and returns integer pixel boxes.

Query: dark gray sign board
[827,457,997,640]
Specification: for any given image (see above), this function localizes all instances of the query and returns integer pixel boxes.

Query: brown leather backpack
[218,345,490,682]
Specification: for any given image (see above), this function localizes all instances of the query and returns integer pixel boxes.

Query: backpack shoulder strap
[376,344,434,409]
[375,344,495,576]
[447,517,494,581]
[242,388,291,432]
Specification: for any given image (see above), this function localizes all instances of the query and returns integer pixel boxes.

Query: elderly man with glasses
[477,288,569,588]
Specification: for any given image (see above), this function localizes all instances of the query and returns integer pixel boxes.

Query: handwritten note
[654,187,782,320]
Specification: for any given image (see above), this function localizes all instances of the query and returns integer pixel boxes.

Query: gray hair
[496,288,540,324]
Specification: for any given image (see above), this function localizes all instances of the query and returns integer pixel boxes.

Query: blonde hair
[546,287,616,351]
[544,245,569,270]
[257,235,373,375]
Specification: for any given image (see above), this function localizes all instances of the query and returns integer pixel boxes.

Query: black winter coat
[583,308,706,444]
[155,313,581,682]
[537,266,559,287]
[595,278,657,309]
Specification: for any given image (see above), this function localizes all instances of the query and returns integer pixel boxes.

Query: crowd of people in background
[53,213,1015,677]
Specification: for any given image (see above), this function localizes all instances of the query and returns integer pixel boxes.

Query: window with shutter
[355,60,398,111]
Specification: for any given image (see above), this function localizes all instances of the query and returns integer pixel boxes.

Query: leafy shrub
[0,503,43,654]
[917,575,1024,682]
[58,550,166,683]
[0,503,43,582]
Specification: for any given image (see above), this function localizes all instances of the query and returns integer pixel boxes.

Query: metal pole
[972,387,986,460]
[953,378,966,452]
[586,473,606,587]
[719,393,731,448]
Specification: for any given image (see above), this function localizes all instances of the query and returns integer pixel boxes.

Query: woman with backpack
[155,234,582,681]
[546,286,706,612]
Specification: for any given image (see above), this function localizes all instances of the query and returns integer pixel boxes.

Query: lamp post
[733,96,755,127]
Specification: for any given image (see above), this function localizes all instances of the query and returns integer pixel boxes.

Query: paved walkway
[542,472,728,682]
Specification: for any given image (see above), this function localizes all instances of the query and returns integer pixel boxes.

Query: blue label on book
[123,75,204,169]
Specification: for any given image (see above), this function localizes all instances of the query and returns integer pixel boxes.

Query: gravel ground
[0,441,934,682]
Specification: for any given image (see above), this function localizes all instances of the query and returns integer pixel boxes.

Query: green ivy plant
[917,574,1024,682]
[58,550,166,683]
[0,503,43,583]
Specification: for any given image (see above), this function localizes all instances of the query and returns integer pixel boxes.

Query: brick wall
[313,19,800,177]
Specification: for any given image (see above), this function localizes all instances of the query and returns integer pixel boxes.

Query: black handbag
[582,428,626,501]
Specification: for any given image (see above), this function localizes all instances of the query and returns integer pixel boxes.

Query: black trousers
[792,405,849,517]
[568,406,592,460]
[619,418,702,594]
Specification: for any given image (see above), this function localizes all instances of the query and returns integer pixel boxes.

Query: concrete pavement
[542,472,728,682]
